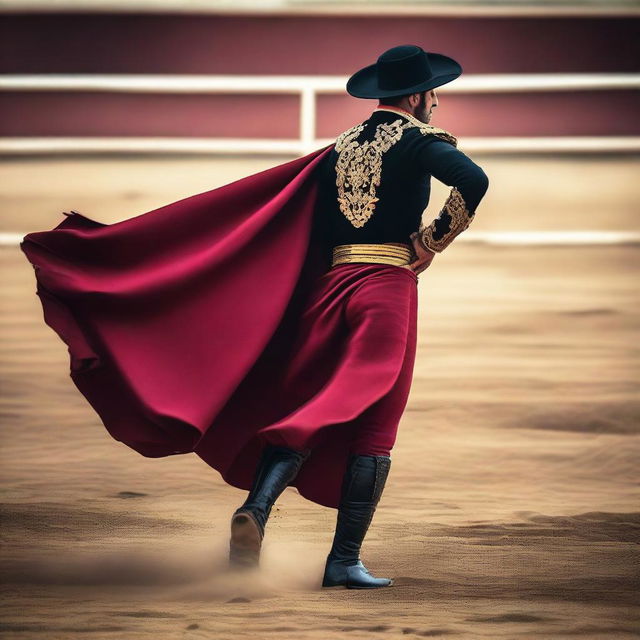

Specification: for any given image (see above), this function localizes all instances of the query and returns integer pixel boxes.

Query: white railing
[1,73,639,155]
[2,135,638,156]
[0,1,639,16]
[4,231,639,247]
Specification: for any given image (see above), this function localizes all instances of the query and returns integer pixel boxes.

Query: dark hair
[378,91,427,107]
[378,94,411,106]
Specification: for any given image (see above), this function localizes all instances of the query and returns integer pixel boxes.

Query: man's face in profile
[419,89,438,124]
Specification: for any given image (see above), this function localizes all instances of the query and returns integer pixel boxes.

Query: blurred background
[1,1,639,639]
[1,0,638,234]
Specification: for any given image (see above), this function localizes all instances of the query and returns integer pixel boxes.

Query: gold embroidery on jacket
[418,187,472,253]
[333,109,459,229]
[372,107,458,146]
[334,119,414,228]
[416,126,458,147]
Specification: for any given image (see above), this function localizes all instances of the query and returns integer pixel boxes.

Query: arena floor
[1,156,638,639]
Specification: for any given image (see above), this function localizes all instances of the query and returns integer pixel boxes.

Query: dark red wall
[1,13,638,140]
[2,14,638,74]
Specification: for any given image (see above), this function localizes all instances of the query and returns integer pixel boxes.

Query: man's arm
[408,135,489,253]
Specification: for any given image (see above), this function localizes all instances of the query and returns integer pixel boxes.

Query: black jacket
[314,106,489,254]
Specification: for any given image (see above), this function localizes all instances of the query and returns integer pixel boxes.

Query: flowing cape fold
[20,145,335,475]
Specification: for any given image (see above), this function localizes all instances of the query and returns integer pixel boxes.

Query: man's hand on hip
[408,232,436,275]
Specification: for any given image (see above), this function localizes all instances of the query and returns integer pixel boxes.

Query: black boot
[322,454,393,588]
[229,444,310,568]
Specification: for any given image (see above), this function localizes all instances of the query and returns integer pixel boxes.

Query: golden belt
[331,242,414,269]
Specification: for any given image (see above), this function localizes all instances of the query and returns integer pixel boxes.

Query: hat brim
[346,52,462,99]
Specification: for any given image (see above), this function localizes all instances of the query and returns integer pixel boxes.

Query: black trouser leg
[321,454,393,588]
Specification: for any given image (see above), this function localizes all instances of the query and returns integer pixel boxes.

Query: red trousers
[194,260,420,508]
[263,262,419,457]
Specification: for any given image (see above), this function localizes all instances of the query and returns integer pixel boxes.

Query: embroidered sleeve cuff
[418,187,474,253]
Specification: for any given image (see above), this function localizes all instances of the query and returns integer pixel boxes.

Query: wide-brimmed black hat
[346,44,462,99]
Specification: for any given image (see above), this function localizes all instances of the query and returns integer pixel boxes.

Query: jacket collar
[371,106,458,147]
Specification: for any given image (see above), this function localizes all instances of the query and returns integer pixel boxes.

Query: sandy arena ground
[1,156,639,639]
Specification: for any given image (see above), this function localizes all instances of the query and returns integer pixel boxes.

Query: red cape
[21,144,362,507]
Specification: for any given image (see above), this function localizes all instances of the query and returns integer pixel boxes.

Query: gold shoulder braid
[372,107,458,147]
[333,107,459,230]
[417,186,472,253]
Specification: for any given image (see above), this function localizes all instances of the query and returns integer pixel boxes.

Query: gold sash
[331,243,414,269]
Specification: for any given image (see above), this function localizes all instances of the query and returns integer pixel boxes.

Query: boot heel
[229,510,262,568]
[229,444,310,569]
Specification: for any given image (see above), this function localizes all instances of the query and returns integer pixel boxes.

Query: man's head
[378,89,438,124]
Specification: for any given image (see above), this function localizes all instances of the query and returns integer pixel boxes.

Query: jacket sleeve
[408,134,489,253]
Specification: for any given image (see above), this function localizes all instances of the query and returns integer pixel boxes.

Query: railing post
[299,85,316,155]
